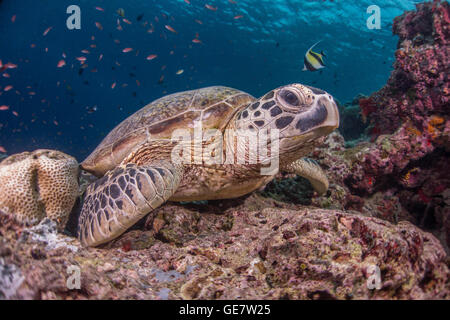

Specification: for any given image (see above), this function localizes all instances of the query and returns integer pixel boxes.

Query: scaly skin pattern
[0,149,79,230]
[79,84,340,246]
[78,161,183,246]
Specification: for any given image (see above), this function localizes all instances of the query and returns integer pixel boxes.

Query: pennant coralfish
[303,41,326,72]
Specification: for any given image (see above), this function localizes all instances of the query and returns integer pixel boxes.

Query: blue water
[0,0,418,160]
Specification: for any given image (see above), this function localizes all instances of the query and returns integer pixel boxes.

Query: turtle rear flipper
[78,161,182,247]
[282,158,329,195]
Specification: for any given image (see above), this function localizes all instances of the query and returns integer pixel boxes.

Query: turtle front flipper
[282,158,329,195]
[78,161,183,247]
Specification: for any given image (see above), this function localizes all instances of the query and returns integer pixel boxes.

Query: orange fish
[192,38,202,43]
[123,18,132,25]
[43,26,53,36]
[0,146,6,153]
[205,4,217,11]
[122,48,133,53]
[195,19,203,25]
[165,25,177,33]
[5,63,17,69]
[184,0,190,4]
[99,54,103,61]
[111,82,116,89]
[11,15,16,23]
[0,105,9,111]
[95,22,103,30]
[76,56,87,62]
[57,60,66,68]
[234,15,243,19]
[4,85,13,91]
[81,49,90,54]
[2,73,10,78]
[146,54,157,60]
[95,7,104,12]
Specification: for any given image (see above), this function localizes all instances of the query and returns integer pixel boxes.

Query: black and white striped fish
[303,41,326,72]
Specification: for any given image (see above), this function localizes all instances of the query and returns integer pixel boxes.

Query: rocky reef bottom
[0,192,448,300]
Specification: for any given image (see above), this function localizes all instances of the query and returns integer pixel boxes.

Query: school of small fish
[0,2,252,154]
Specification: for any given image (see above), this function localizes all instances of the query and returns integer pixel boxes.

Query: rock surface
[0,195,448,300]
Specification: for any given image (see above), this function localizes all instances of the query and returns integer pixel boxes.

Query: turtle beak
[321,99,340,132]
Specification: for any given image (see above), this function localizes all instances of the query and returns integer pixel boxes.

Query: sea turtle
[79,84,339,247]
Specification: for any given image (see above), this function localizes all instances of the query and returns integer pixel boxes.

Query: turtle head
[234,83,339,158]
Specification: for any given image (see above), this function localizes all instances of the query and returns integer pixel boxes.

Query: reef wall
[311,1,450,254]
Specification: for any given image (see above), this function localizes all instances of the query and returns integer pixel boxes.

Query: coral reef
[0,150,79,230]
[362,1,449,136]
[295,1,450,254]
[0,197,448,300]
[264,1,450,255]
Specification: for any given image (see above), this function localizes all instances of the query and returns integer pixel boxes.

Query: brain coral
[0,149,79,229]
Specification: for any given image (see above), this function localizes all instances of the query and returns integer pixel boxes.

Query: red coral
[363,1,449,134]
[358,97,377,118]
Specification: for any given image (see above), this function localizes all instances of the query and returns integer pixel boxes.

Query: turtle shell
[82,86,254,176]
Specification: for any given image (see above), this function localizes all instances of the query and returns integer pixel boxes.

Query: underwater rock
[18,218,79,253]
[316,1,450,253]
[337,97,369,142]
[0,258,25,299]
[0,197,447,300]
[363,1,449,136]
[0,149,79,230]
[305,128,450,254]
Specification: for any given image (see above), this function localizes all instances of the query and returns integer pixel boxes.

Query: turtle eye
[281,90,299,106]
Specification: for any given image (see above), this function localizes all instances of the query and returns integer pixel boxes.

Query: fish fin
[321,50,326,57]
[306,40,322,54]
[302,65,308,71]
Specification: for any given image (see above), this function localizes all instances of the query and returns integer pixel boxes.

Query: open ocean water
[0,0,418,160]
